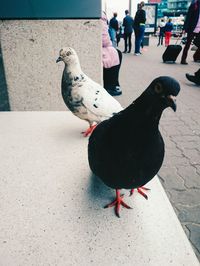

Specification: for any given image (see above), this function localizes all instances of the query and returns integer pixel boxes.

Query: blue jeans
[109,27,117,48]
[134,25,145,53]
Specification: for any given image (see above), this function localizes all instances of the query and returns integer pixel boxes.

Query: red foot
[104,189,132,218]
[130,186,150,200]
[81,124,97,137]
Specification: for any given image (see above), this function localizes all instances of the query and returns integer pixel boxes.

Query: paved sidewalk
[117,36,200,261]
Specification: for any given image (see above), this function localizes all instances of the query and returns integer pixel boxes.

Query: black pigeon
[88,76,180,217]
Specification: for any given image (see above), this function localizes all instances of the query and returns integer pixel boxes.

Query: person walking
[164,18,173,47]
[122,10,134,53]
[109,12,119,48]
[133,1,146,55]
[101,12,122,96]
[180,0,200,64]
[157,18,165,46]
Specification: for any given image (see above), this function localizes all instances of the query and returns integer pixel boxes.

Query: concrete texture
[115,36,200,261]
[0,111,199,266]
[0,20,102,111]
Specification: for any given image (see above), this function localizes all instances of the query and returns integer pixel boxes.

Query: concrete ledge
[0,20,102,111]
[0,111,199,266]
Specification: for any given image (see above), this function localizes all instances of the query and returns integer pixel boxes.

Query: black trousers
[181,32,196,62]
[103,49,122,90]
[158,33,164,45]
[124,32,132,52]
[195,68,200,82]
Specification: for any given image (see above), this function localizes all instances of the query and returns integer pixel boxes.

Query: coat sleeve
[183,3,194,32]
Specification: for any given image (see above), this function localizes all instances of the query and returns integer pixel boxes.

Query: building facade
[149,0,191,18]
[167,0,191,16]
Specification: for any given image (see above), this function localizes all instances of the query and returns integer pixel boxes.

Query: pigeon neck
[132,96,165,125]
[65,63,83,76]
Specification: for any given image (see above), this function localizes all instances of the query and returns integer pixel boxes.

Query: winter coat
[101,13,120,69]
[164,22,173,32]
[183,0,200,34]
[123,15,134,34]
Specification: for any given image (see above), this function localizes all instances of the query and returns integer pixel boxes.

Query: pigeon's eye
[154,83,163,94]
[66,51,72,56]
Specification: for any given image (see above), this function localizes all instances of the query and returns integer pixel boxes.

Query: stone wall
[0,20,102,111]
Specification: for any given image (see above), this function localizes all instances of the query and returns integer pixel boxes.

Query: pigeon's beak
[56,56,62,63]
[167,95,177,112]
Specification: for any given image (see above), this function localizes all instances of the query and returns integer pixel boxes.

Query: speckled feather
[58,47,123,126]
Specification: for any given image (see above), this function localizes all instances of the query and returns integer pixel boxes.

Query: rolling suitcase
[162,37,182,63]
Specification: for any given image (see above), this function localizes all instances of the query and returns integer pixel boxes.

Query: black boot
[186,73,200,85]
[107,86,122,96]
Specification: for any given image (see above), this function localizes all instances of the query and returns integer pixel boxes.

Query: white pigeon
[56,47,123,136]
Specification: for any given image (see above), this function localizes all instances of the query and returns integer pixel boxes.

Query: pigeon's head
[143,76,181,112]
[56,47,79,66]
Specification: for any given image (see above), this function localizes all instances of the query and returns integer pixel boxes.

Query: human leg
[134,28,140,54]
[168,32,172,45]
[103,67,111,90]
[123,33,128,52]
[139,26,145,51]
[135,26,145,54]
[165,32,170,46]
[161,33,164,45]
[103,50,122,96]
[128,32,132,52]
[104,66,122,96]
[157,35,161,46]
[181,33,194,64]
[194,68,200,82]
[114,49,122,87]
[186,72,200,85]
[109,28,117,48]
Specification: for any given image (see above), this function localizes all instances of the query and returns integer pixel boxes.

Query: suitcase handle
[175,34,183,45]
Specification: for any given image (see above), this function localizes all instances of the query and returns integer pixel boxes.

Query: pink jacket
[101,14,120,68]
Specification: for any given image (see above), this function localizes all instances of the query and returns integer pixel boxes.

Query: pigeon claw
[130,186,150,199]
[81,124,97,137]
[104,189,132,218]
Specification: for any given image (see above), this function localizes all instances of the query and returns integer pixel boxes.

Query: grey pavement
[117,36,200,261]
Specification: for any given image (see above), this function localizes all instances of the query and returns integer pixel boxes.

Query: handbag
[193,34,200,48]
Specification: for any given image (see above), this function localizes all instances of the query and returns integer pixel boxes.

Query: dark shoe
[185,73,200,85]
[181,60,188,65]
[127,50,131,53]
[123,50,127,53]
[108,86,122,96]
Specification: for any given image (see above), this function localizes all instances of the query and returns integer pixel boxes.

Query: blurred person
[122,9,134,53]
[101,12,122,96]
[133,1,146,55]
[181,0,200,64]
[164,18,173,47]
[157,18,165,46]
[116,24,122,47]
[109,12,119,48]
